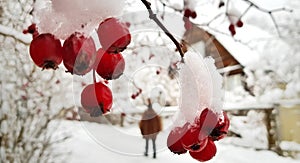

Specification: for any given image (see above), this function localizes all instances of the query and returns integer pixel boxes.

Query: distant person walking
[139,99,162,158]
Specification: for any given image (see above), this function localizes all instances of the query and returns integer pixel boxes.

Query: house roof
[182,24,259,75]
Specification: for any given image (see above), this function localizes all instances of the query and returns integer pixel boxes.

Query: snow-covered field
[55,120,299,163]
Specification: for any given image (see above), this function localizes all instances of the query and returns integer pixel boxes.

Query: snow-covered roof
[211,25,270,67]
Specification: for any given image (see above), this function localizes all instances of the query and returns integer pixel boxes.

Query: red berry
[210,111,230,140]
[29,33,63,70]
[195,108,219,136]
[131,94,136,99]
[81,82,113,117]
[181,124,208,152]
[94,48,125,80]
[189,138,217,162]
[156,70,160,75]
[167,124,189,155]
[184,8,192,18]
[97,17,131,53]
[228,24,236,36]
[191,11,197,19]
[62,32,96,75]
[236,20,244,28]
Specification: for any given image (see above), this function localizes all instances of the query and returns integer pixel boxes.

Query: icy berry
[195,108,219,136]
[62,32,96,75]
[210,111,230,141]
[94,48,125,80]
[29,33,63,69]
[228,24,236,36]
[189,138,217,162]
[81,82,113,117]
[181,124,208,152]
[97,17,131,53]
[167,124,189,155]
[236,20,244,28]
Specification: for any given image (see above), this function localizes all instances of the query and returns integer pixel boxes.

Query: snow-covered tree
[0,0,75,162]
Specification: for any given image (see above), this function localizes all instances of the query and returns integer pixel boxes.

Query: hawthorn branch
[141,0,185,59]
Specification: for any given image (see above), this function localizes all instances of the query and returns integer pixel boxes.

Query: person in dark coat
[139,99,162,158]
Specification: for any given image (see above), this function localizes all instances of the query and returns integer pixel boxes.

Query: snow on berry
[209,111,230,141]
[33,0,124,39]
[62,32,96,75]
[29,33,63,69]
[81,82,113,117]
[178,51,223,123]
[94,48,125,80]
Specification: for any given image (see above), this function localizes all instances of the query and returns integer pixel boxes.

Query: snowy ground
[54,120,299,163]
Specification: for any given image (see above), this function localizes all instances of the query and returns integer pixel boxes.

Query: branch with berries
[226,0,293,36]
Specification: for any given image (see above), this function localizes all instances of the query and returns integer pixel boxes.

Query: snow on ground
[55,120,299,163]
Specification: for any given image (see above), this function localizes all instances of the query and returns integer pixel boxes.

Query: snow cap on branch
[34,0,125,39]
[178,51,223,123]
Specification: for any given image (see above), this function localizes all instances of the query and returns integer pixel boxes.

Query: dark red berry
[131,94,136,99]
[167,124,189,155]
[97,17,131,53]
[195,108,219,137]
[218,1,225,8]
[94,48,125,80]
[191,11,197,19]
[189,138,217,162]
[23,23,39,38]
[29,33,63,70]
[184,8,192,18]
[181,124,208,152]
[236,20,244,28]
[81,82,113,117]
[228,24,236,36]
[156,70,160,75]
[62,32,96,75]
[210,111,230,141]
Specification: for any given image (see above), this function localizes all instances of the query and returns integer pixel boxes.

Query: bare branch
[239,0,293,37]
[141,0,185,59]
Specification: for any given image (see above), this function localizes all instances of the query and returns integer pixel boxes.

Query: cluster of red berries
[167,108,230,162]
[228,19,244,36]
[25,17,131,117]
[183,8,197,30]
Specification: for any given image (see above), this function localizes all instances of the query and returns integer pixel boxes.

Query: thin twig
[141,0,185,60]
[239,0,293,37]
